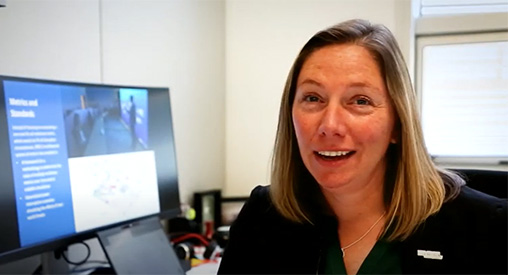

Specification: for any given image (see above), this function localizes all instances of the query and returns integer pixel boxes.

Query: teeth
[318,151,350,157]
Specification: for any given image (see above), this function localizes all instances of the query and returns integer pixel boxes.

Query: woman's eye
[304,95,320,102]
[355,97,370,105]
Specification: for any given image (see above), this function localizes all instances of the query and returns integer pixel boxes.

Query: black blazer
[218,185,507,274]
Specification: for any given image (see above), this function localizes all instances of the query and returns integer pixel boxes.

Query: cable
[32,242,96,275]
[170,233,210,246]
[60,241,91,265]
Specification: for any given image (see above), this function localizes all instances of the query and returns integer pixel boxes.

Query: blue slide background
[4,81,76,246]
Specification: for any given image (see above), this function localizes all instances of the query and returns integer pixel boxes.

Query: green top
[323,228,402,274]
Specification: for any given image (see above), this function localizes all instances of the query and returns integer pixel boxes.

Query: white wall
[224,0,412,196]
[0,0,226,204]
[100,0,226,203]
[0,0,102,81]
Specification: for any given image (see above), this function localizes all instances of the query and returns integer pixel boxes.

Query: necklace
[340,211,386,258]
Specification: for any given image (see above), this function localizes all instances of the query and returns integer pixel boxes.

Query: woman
[218,19,507,274]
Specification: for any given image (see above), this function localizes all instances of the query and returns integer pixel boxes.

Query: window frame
[414,10,508,170]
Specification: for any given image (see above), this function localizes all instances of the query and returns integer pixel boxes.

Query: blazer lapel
[400,215,448,274]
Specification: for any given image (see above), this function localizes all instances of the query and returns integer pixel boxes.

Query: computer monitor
[0,75,182,270]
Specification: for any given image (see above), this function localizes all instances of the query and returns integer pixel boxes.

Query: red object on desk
[171,233,210,246]
[204,221,214,239]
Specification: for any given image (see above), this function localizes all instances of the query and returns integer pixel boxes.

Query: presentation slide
[4,81,75,246]
[3,80,159,247]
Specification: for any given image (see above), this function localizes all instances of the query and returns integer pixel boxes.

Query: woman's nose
[318,104,347,137]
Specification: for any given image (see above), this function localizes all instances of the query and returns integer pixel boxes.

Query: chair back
[452,169,508,199]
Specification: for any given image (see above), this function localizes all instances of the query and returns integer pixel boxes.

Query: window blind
[421,0,508,15]
[420,39,508,159]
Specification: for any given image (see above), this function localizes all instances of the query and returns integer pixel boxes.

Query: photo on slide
[62,86,149,158]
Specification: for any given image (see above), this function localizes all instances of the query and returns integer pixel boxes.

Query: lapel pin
[417,249,443,260]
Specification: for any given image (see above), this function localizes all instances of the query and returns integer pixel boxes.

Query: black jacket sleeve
[217,185,322,274]
[217,185,273,274]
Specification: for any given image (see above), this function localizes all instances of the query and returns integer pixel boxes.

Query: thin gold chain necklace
[340,211,386,258]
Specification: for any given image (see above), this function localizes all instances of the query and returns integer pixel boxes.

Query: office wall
[0,1,102,81]
[224,0,413,196]
[0,0,226,204]
[100,0,226,204]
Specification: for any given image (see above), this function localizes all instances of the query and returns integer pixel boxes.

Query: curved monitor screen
[0,75,180,263]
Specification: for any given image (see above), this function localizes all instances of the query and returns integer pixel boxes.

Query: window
[414,0,508,167]
[416,32,508,164]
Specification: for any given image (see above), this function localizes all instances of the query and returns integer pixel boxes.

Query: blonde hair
[270,19,463,241]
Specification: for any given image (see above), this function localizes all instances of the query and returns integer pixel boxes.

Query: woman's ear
[390,123,400,144]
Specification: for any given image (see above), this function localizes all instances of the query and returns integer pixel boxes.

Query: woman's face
[292,44,397,192]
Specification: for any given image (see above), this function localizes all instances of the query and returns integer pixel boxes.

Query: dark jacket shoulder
[218,185,321,274]
[402,186,507,274]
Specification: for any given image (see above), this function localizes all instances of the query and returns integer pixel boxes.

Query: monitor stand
[40,250,69,274]
[97,216,184,275]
